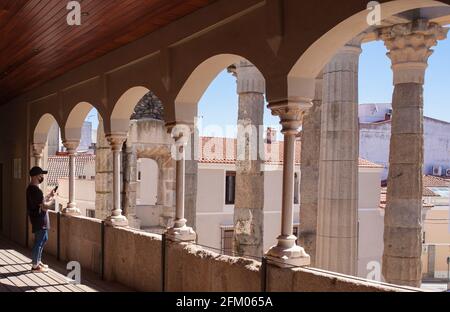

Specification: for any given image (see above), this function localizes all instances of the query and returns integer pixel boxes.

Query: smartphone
[53,185,58,192]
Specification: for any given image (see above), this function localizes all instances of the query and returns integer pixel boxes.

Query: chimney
[266,127,277,144]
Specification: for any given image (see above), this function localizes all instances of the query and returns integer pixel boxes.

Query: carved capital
[166,123,191,145]
[379,20,448,84]
[268,100,312,135]
[62,140,80,154]
[32,143,45,156]
[228,60,265,94]
[105,133,127,152]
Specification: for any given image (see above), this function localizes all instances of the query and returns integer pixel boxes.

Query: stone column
[62,140,81,215]
[166,124,196,242]
[379,20,448,287]
[185,129,198,230]
[95,115,113,220]
[32,143,45,167]
[228,61,265,257]
[266,100,311,268]
[299,72,323,266]
[122,142,140,229]
[316,36,363,276]
[105,133,128,227]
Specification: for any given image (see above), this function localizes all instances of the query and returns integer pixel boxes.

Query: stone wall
[38,213,420,292]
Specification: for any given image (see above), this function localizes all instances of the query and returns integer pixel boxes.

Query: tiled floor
[0,236,131,292]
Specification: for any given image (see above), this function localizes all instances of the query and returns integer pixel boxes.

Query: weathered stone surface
[130,91,164,121]
[379,20,448,287]
[316,40,361,275]
[231,62,265,257]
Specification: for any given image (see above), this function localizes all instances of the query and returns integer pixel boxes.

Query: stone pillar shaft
[281,133,295,237]
[299,73,323,265]
[62,140,80,215]
[32,143,45,168]
[379,20,448,287]
[229,61,265,257]
[316,39,362,276]
[105,134,128,227]
[166,124,196,242]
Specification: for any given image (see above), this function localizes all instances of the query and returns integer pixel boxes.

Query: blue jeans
[31,229,48,266]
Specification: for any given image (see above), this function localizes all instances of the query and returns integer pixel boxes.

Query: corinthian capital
[379,19,448,84]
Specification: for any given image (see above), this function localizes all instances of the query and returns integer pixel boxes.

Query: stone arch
[109,86,151,134]
[174,54,265,122]
[64,102,96,142]
[287,0,449,100]
[33,113,59,144]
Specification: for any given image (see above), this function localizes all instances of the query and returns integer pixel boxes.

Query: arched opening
[103,86,173,231]
[49,103,99,217]
[289,0,450,285]
[176,54,293,258]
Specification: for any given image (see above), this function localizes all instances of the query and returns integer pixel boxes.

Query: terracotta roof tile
[47,154,96,186]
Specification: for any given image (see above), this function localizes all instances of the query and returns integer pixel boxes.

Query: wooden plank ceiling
[0,0,214,105]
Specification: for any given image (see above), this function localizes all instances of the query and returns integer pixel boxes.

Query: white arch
[110,86,150,133]
[288,0,449,100]
[34,113,58,144]
[175,54,249,122]
[65,102,95,141]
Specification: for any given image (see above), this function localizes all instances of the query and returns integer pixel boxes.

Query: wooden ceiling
[0,0,214,105]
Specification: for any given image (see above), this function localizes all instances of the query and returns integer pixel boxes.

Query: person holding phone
[26,166,57,273]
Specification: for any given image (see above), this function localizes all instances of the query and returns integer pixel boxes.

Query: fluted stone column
[266,100,311,268]
[379,20,448,287]
[299,72,323,266]
[105,133,128,227]
[228,61,265,257]
[62,140,81,215]
[166,124,196,242]
[122,142,140,228]
[32,143,45,167]
[316,36,363,275]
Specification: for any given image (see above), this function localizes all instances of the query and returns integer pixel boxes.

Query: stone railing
[32,211,423,292]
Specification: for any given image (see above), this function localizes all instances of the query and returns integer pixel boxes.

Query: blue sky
[86,37,450,135]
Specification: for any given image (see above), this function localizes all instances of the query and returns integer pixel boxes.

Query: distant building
[359,103,450,180]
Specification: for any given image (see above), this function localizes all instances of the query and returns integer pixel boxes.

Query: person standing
[27,166,56,273]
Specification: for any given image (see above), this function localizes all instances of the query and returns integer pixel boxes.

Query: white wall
[56,178,95,217]
[360,116,450,180]
[137,158,158,206]
[196,164,302,255]
[357,169,384,280]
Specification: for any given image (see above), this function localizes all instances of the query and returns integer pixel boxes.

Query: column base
[166,225,196,242]
[105,215,129,227]
[265,235,310,268]
[61,205,81,215]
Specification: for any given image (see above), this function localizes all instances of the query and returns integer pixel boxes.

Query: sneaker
[39,262,49,269]
[31,265,48,273]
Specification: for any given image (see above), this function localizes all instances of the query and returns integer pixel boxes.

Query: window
[225,171,236,205]
[422,231,426,244]
[137,171,141,181]
[86,209,95,218]
[221,226,234,256]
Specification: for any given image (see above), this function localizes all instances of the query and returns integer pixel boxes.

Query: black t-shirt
[26,184,48,233]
